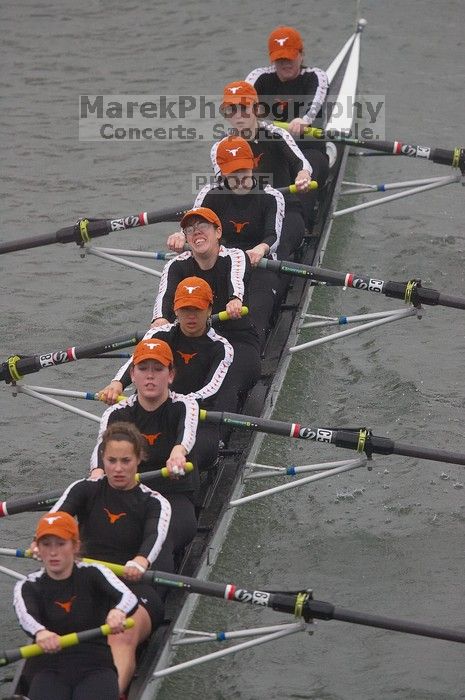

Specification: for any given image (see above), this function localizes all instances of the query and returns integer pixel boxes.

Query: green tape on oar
[0,618,134,666]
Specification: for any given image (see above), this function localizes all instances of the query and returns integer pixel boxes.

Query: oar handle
[273,120,324,139]
[137,462,194,481]
[213,306,249,322]
[0,619,135,666]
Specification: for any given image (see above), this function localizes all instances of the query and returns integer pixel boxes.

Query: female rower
[49,422,171,695]
[14,510,138,699]
[215,80,313,257]
[167,136,284,348]
[99,276,233,470]
[90,339,199,567]
[153,207,261,413]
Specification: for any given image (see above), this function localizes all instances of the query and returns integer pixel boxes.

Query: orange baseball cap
[180,207,221,230]
[133,338,174,367]
[268,26,303,61]
[216,136,255,175]
[221,81,258,109]
[35,511,79,541]
[174,277,213,310]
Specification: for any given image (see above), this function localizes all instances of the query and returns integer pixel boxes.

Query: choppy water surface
[1,0,465,698]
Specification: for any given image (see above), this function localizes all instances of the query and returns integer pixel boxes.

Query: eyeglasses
[183,221,213,236]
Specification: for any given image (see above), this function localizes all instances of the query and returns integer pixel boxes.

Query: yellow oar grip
[159,461,194,478]
[217,306,249,321]
[83,558,126,577]
[273,121,324,139]
[288,181,318,194]
[19,618,134,659]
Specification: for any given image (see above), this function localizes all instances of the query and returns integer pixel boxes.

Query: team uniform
[193,183,285,348]
[91,392,199,562]
[52,477,171,622]
[246,65,330,224]
[111,322,234,471]
[153,248,261,412]
[212,122,311,257]
[14,561,137,700]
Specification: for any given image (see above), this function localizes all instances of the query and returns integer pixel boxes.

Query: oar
[0,180,318,258]
[0,619,134,667]
[0,307,249,383]
[258,259,465,310]
[274,121,465,173]
[0,204,193,256]
[77,559,465,646]
[199,410,465,467]
[0,463,194,518]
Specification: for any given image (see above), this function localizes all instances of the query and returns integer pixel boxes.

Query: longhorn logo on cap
[228,86,241,94]
[275,36,289,46]
[45,516,61,524]
[184,285,200,294]
[144,342,160,350]
[226,147,241,157]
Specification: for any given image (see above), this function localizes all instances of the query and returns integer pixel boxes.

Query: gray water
[1,0,465,698]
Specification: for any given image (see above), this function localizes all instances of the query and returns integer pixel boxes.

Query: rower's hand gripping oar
[274,120,465,173]
[0,308,249,384]
[67,559,465,646]
[258,258,465,310]
[0,619,135,667]
[200,409,465,467]
[0,464,194,518]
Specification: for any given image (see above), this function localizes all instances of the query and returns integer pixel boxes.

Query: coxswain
[215,79,312,257]
[90,340,199,569]
[154,207,261,413]
[245,25,330,224]
[167,136,284,349]
[99,277,233,470]
[15,510,138,699]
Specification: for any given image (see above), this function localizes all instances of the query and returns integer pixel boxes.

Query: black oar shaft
[332,606,465,644]
[0,204,192,256]
[0,332,145,383]
[0,467,173,518]
[138,569,465,644]
[200,411,465,466]
[259,260,465,310]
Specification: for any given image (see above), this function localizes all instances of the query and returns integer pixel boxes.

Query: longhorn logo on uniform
[275,37,289,46]
[183,285,200,294]
[177,351,198,365]
[230,220,249,234]
[226,147,241,157]
[141,432,162,445]
[55,596,76,614]
[253,152,264,168]
[103,508,127,524]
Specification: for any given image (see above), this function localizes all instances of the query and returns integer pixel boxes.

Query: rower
[245,25,330,224]
[167,137,284,349]
[215,79,312,258]
[16,509,138,699]
[99,276,233,470]
[50,424,172,694]
[90,339,199,569]
[154,207,261,414]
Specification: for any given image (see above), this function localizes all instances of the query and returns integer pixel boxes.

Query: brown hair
[100,422,148,462]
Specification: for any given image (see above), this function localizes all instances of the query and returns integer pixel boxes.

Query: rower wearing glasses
[167,136,284,349]
[153,207,261,415]
[214,79,312,258]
